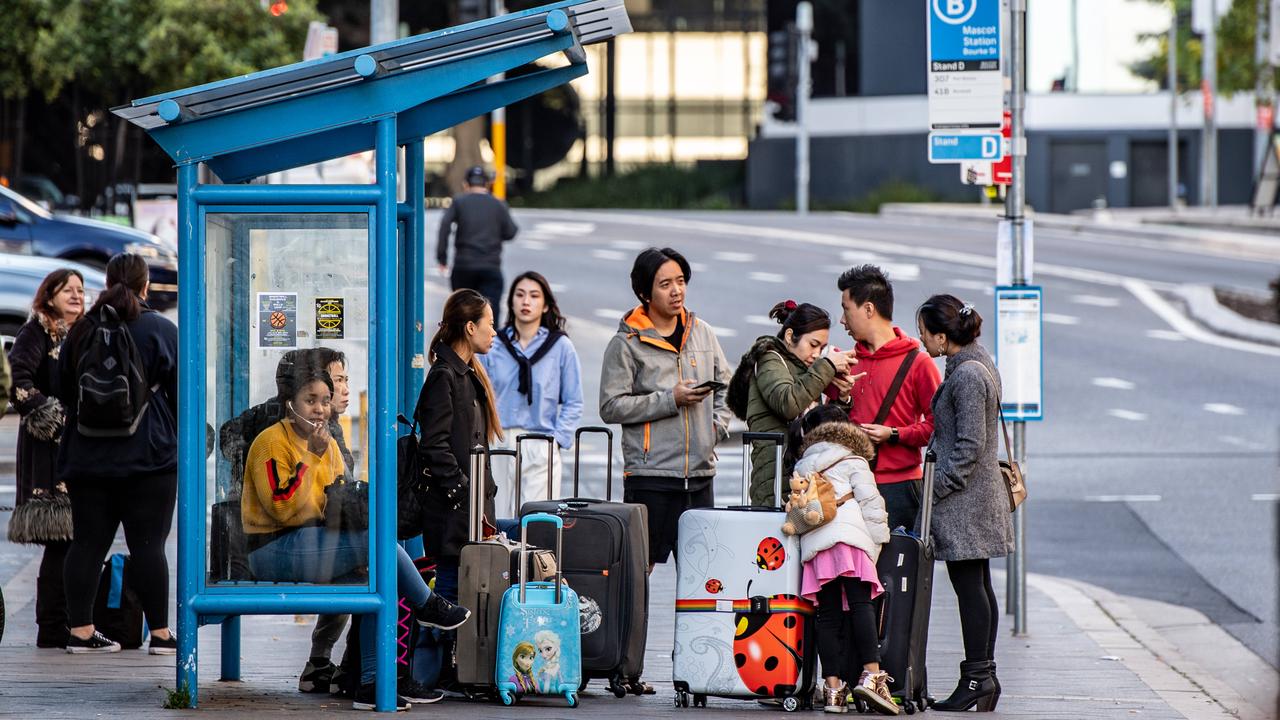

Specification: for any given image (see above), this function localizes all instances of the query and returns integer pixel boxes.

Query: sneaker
[299,658,337,693]
[148,634,178,656]
[65,630,121,654]
[823,682,849,714]
[398,677,445,704]
[329,665,354,698]
[851,671,900,716]
[414,593,470,630]
[352,683,410,711]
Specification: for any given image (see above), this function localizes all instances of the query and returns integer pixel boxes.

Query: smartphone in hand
[694,380,726,391]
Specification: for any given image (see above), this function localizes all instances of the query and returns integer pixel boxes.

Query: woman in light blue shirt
[481,271,584,518]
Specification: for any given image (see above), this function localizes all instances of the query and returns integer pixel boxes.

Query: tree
[1131,0,1278,94]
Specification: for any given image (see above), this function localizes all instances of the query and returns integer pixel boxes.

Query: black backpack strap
[869,349,919,471]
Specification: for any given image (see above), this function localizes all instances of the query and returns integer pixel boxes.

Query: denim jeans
[248,527,431,685]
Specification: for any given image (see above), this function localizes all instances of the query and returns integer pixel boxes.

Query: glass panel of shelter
[205,211,371,587]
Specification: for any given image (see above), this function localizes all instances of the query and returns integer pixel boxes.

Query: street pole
[371,0,397,44]
[1005,0,1029,637]
[490,0,508,199]
[1169,8,1179,210]
[1202,0,1218,208]
[1258,0,1274,178]
[795,2,812,215]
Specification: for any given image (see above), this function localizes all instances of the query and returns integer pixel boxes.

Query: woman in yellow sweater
[242,363,471,709]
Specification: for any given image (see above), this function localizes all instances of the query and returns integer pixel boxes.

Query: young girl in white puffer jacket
[792,414,896,715]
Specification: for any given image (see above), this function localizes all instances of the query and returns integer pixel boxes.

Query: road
[426,208,1279,669]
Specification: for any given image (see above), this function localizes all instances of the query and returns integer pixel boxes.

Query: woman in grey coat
[916,294,1013,713]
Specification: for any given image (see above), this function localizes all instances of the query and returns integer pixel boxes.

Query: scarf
[497,327,565,405]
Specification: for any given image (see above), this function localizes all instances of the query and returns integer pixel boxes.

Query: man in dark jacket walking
[831,265,941,532]
[436,165,518,322]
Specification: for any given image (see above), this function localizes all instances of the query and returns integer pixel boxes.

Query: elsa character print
[534,630,562,694]
[509,641,538,695]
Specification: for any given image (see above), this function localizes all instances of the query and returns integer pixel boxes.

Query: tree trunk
[444,116,486,195]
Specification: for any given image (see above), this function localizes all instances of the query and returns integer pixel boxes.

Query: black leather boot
[932,660,999,712]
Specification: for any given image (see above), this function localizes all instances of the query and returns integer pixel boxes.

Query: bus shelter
[113,1,629,710]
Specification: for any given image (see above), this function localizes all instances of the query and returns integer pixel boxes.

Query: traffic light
[767,26,798,122]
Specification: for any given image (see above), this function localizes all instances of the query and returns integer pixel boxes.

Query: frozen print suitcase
[870,449,937,714]
[495,513,583,707]
[672,432,815,712]
[521,426,650,698]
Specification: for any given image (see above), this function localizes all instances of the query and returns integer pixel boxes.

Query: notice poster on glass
[994,286,1043,421]
[257,292,298,349]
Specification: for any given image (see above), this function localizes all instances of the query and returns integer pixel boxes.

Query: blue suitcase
[495,513,583,707]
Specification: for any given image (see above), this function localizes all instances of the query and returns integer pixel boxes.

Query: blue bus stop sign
[926,0,1004,162]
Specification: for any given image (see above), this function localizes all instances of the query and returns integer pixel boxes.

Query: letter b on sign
[934,0,978,24]
[947,0,965,14]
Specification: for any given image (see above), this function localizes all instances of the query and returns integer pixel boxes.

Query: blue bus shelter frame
[115,1,629,711]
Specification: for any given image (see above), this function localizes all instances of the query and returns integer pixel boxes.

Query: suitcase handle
[468,445,494,543]
[519,513,564,604]
[513,433,556,513]
[920,449,936,542]
[741,432,785,508]
[572,426,614,500]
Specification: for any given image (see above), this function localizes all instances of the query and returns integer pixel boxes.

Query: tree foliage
[1131,0,1278,95]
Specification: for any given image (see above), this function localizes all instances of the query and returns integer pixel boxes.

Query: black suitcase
[455,439,558,695]
[93,553,146,649]
[520,426,650,698]
[872,449,937,715]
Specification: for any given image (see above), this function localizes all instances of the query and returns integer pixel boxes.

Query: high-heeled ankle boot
[932,660,999,712]
[989,659,1001,697]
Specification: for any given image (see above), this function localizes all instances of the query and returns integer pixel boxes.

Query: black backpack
[75,305,157,437]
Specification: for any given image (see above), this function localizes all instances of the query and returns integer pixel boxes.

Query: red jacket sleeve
[896,354,942,448]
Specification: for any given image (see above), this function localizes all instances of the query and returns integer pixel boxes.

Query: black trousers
[35,542,69,646]
[450,267,505,325]
[878,479,922,533]
[815,575,880,681]
[64,471,177,629]
[946,558,999,662]
[622,481,714,564]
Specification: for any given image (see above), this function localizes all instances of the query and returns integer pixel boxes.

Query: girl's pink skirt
[801,543,885,607]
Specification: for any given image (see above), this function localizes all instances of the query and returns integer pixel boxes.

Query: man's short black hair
[837,264,894,320]
[630,247,692,309]
[313,347,347,371]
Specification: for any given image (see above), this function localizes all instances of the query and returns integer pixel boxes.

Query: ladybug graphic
[755,537,785,571]
[732,594,805,697]
[705,578,723,595]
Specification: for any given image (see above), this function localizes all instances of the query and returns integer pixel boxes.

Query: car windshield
[0,184,53,220]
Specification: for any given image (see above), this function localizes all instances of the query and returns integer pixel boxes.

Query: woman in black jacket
[414,289,503,603]
[6,267,85,648]
[54,253,179,655]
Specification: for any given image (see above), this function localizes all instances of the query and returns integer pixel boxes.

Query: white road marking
[609,239,646,250]
[518,239,550,251]
[549,283,568,294]
[880,263,921,281]
[1145,329,1187,342]
[1125,279,1280,358]
[748,271,787,283]
[1219,435,1267,451]
[1092,377,1135,390]
[593,308,627,321]
[1043,313,1081,325]
[841,250,885,263]
[708,325,739,338]
[746,315,776,326]
[1107,409,1148,422]
[534,221,595,236]
[713,251,755,263]
[947,278,990,292]
[1085,494,1162,503]
[0,483,14,494]
[1071,294,1121,308]
[1203,403,1246,416]
[690,262,708,273]
[591,249,627,261]
[1251,494,1280,502]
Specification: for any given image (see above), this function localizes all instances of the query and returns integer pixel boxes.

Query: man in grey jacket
[599,248,731,570]
[436,165,518,321]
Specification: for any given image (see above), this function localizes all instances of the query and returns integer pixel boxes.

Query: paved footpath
[2,526,1274,719]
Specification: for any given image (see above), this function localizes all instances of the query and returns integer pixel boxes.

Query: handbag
[323,477,370,533]
[7,487,73,545]
[963,361,1027,512]
[396,414,429,540]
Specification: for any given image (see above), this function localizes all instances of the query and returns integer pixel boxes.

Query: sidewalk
[2,528,1272,718]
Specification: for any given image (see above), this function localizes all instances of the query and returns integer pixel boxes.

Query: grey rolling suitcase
[455,438,557,694]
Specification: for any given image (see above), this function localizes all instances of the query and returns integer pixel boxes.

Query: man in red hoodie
[830,265,941,531]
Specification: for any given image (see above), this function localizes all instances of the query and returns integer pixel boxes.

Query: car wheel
[0,319,23,353]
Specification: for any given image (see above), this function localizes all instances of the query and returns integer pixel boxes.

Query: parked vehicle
[0,184,176,309]
[0,253,107,351]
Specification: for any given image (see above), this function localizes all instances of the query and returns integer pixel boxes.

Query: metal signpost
[927,0,1004,164]
[795,2,813,215]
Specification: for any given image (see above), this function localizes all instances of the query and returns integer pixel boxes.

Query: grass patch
[514,163,744,210]
[162,682,192,710]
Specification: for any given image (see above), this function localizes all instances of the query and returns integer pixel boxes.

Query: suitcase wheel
[565,691,579,708]
[675,690,691,708]
[779,696,800,712]
[693,693,707,708]
[902,697,916,715]
[499,690,515,706]
[608,677,628,699]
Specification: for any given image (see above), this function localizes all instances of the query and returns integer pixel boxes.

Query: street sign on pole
[927,0,1004,132]
[994,286,1044,422]
[929,132,1004,162]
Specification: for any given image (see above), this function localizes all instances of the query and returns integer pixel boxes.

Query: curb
[1174,284,1280,348]
[877,204,1280,263]
[1026,573,1277,720]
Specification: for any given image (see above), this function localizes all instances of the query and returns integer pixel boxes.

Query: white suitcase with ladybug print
[672,433,816,712]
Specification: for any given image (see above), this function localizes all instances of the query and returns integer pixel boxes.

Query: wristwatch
[888,427,900,444]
